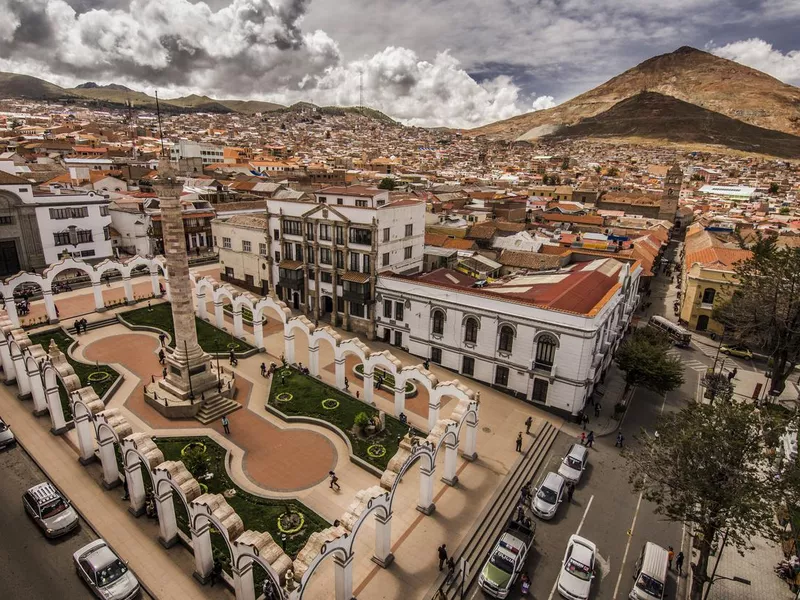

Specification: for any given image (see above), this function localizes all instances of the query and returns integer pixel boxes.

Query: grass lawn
[354,363,415,394]
[223,302,254,322]
[29,329,121,420]
[268,368,419,471]
[155,436,328,561]
[121,303,254,354]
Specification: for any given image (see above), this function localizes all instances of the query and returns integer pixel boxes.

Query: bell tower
[659,164,682,222]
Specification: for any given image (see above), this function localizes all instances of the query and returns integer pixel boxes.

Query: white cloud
[531,96,556,111]
[709,38,800,85]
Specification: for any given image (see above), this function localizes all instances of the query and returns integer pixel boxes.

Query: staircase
[195,394,241,425]
[66,316,119,335]
[428,421,560,599]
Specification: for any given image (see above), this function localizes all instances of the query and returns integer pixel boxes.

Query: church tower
[659,164,682,222]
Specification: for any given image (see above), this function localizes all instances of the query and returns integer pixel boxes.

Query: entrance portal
[0,240,20,277]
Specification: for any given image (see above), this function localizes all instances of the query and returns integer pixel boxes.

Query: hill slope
[544,92,800,159]
[0,72,75,100]
[472,46,800,141]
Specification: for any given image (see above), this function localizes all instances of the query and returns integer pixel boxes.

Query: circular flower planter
[180,441,207,457]
[199,482,209,494]
[227,342,240,350]
[321,398,340,410]
[367,444,387,458]
[277,510,305,534]
[276,392,293,403]
[88,371,111,383]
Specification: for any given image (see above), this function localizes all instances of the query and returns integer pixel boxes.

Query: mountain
[0,72,75,100]
[472,46,800,144]
[544,91,800,158]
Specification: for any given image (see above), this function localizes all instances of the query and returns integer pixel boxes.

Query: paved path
[82,331,337,492]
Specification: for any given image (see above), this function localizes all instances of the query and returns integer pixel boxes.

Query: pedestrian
[586,431,595,448]
[229,349,238,366]
[222,415,230,434]
[525,415,533,434]
[74,319,80,335]
[423,358,430,370]
[329,470,340,491]
[158,349,165,364]
[567,482,574,503]
[344,377,349,391]
[55,304,60,318]
[615,431,624,448]
[594,402,601,418]
[667,546,674,570]
[582,412,589,430]
[122,477,129,501]
[676,551,684,575]
[515,432,523,453]
[437,544,448,571]
[260,362,267,377]
[580,431,586,445]
[162,367,167,379]
[445,556,456,582]
[732,367,738,379]
[516,503,525,523]
[159,333,166,346]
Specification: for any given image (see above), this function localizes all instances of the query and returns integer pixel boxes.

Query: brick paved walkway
[83,331,337,492]
[706,534,793,600]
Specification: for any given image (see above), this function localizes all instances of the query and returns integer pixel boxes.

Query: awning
[279,260,303,270]
[342,271,371,283]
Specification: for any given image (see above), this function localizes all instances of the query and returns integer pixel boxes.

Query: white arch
[121,433,165,516]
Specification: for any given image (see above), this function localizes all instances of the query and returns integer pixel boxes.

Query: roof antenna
[155,90,166,159]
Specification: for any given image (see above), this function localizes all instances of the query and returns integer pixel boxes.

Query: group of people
[73,318,89,334]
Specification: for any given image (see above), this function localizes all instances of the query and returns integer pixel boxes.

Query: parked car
[557,535,597,600]
[558,444,589,484]
[478,520,536,598]
[531,472,566,520]
[720,344,753,359]
[23,481,80,538]
[73,539,140,600]
[0,417,15,449]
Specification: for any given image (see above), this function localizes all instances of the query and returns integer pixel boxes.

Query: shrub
[182,446,210,479]
[354,412,370,429]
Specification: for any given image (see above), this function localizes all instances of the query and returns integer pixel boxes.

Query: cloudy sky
[1,0,799,127]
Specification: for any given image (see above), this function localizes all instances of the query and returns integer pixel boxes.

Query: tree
[378,177,396,190]
[607,166,620,177]
[700,371,733,403]
[561,157,570,170]
[769,182,780,194]
[716,236,800,395]
[614,327,684,396]
[779,206,791,215]
[625,401,798,599]
[182,446,210,479]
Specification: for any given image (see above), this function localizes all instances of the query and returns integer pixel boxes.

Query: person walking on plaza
[525,415,533,434]
[222,415,230,435]
[162,367,167,379]
[229,349,238,366]
[344,377,349,391]
[159,332,166,346]
[676,551,684,575]
[516,432,523,452]
[438,544,448,571]
[582,412,589,430]
[261,362,267,377]
[615,431,624,448]
[594,401,601,418]
[158,349,165,364]
[580,431,586,445]
[667,546,674,570]
[586,431,595,448]
[329,470,340,491]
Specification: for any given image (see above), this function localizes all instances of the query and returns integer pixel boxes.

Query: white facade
[212,215,269,293]
[375,260,641,416]
[108,207,152,257]
[169,140,224,165]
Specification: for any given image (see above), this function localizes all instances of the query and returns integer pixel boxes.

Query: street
[0,439,153,599]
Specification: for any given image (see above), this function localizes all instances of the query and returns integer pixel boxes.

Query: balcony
[341,273,371,303]
[278,261,304,290]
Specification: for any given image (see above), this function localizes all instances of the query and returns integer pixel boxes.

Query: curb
[12,436,160,600]
[596,386,636,438]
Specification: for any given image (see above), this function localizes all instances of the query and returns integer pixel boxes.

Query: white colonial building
[213,214,270,294]
[375,254,641,417]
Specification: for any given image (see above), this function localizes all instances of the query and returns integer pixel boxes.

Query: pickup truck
[477,519,536,598]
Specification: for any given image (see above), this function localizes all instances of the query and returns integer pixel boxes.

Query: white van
[629,542,668,600]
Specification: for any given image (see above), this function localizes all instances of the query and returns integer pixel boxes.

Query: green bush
[354,412,370,429]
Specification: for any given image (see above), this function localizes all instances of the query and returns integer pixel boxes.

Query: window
[49,207,87,219]
[337,198,343,205]
[532,379,548,403]
[222,237,231,249]
[100,206,110,216]
[282,243,293,261]
[335,226,344,244]
[321,272,332,283]
[103,225,110,241]
[355,199,368,207]
[307,248,315,264]
[404,246,413,260]
[464,317,479,343]
[80,249,96,257]
[384,300,392,319]
[213,236,217,247]
[349,228,372,245]
[308,270,315,281]
[53,232,70,246]
[259,243,267,256]
[405,224,413,237]
[495,366,509,387]
[350,302,365,318]
[282,220,302,236]
[462,356,474,376]
[0,216,13,225]
[319,224,331,241]
[432,310,444,335]
[350,253,360,272]
[499,325,515,353]
[395,301,405,321]
[383,227,390,242]
[382,252,390,266]
[242,240,251,252]
[306,222,315,241]
[320,248,332,265]
[76,229,93,244]
[335,250,344,269]
[702,288,716,305]
[274,251,281,262]
[362,254,370,274]
[273,229,279,241]
[535,335,557,368]
[318,196,327,204]
[295,244,303,262]
[431,347,442,364]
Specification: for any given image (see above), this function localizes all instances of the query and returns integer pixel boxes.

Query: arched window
[432,310,445,335]
[702,288,716,305]
[535,334,557,368]
[464,317,479,343]
[498,325,515,352]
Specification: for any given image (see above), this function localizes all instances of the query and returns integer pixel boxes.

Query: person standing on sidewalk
[615,431,624,448]
[667,546,674,570]
[438,544,448,571]
[222,415,230,434]
[594,402,601,418]
[676,551,684,575]
[586,431,595,448]
[525,416,533,434]
[516,432,523,452]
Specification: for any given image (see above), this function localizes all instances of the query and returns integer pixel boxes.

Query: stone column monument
[152,163,220,402]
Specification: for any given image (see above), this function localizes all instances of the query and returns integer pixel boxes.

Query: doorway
[293,292,301,310]
[696,314,709,331]
[0,240,20,277]
[322,295,333,315]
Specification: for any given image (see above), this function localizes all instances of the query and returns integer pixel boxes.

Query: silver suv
[23,481,80,538]
[74,539,140,600]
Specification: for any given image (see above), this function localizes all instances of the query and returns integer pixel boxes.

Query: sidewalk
[704,534,793,600]
[586,363,628,437]
[0,384,231,600]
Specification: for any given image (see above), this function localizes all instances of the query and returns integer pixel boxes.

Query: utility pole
[155,90,165,159]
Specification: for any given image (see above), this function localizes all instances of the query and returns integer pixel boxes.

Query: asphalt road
[467,346,703,600]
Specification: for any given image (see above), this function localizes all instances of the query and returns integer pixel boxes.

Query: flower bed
[353,363,416,397]
[268,368,419,470]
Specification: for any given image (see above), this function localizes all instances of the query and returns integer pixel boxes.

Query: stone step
[195,396,241,425]
[66,316,119,335]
